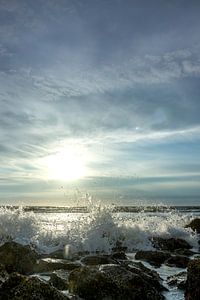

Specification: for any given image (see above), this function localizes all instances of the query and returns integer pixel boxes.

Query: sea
[0,204,199,300]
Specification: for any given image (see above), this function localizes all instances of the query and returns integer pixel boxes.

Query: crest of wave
[0,206,39,246]
[57,203,198,254]
[37,202,154,254]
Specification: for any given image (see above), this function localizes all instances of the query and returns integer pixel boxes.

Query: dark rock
[0,272,69,299]
[110,251,127,260]
[44,249,64,259]
[68,265,164,300]
[178,280,187,290]
[174,248,195,256]
[185,259,200,300]
[151,237,192,252]
[34,258,81,273]
[167,271,187,290]
[112,240,127,252]
[185,218,200,233]
[165,255,190,268]
[120,261,166,291]
[0,264,9,286]
[0,241,38,274]
[135,250,171,267]
[49,269,69,290]
[81,255,116,266]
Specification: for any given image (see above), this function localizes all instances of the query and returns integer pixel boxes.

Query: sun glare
[45,148,87,181]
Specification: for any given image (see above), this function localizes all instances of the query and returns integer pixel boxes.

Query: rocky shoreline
[0,218,200,299]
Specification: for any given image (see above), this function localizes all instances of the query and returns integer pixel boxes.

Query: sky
[0,0,200,206]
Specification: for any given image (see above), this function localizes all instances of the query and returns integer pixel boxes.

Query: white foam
[0,205,198,254]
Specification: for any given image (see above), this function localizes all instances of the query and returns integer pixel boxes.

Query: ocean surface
[0,204,200,300]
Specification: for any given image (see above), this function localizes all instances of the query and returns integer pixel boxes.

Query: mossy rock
[185,259,200,300]
[135,250,171,267]
[0,272,69,299]
[68,265,164,300]
[0,242,38,274]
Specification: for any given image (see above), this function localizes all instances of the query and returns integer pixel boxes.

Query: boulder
[0,264,9,286]
[121,261,166,291]
[185,218,200,233]
[49,269,69,290]
[81,255,116,266]
[68,265,164,300]
[135,250,171,267]
[34,258,81,273]
[167,271,187,290]
[174,248,194,256]
[165,255,190,268]
[112,240,127,252]
[0,272,69,300]
[43,249,64,259]
[0,241,38,274]
[185,259,200,300]
[110,251,127,260]
[151,237,192,252]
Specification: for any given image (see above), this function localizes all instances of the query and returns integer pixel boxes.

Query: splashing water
[0,204,198,254]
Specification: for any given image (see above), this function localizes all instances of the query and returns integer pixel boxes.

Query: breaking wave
[0,204,198,254]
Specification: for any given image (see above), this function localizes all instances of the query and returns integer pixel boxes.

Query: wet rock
[151,237,192,252]
[68,265,164,300]
[185,218,200,233]
[112,240,127,252]
[42,246,80,260]
[135,250,171,267]
[0,241,39,274]
[0,272,69,299]
[174,248,195,256]
[185,259,200,300]
[110,251,127,260]
[165,255,190,268]
[81,255,116,266]
[49,269,69,290]
[34,258,81,273]
[45,249,64,259]
[0,264,9,286]
[167,271,187,290]
[120,261,166,291]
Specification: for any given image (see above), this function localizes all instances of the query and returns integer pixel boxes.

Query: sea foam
[0,204,198,254]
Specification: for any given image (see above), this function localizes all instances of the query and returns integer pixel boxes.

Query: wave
[0,205,198,254]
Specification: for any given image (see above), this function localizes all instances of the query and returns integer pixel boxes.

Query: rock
[45,249,64,259]
[151,237,192,252]
[135,250,171,267]
[185,218,200,233]
[185,259,200,300]
[0,264,9,286]
[0,241,39,274]
[0,272,69,299]
[68,265,164,300]
[167,271,187,290]
[81,255,116,266]
[110,251,127,260]
[49,269,69,290]
[112,240,127,252]
[120,261,166,292]
[174,248,195,256]
[34,258,81,273]
[165,255,190,268]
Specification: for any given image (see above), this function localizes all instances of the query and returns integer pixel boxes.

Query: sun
[45,148,87,181]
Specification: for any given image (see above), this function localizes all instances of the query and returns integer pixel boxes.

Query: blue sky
[0,0,200,206]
